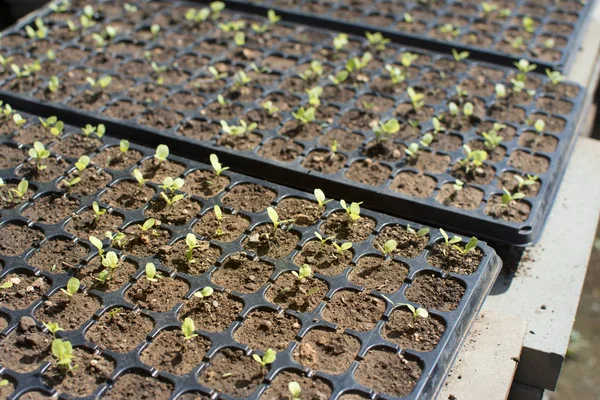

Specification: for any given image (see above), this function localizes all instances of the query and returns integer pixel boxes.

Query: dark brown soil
[158,237,221,275]
[321,211,375,242]
[0,145,26,168]
[51,135,103,159]
[198,348,264,398]
[0,317,52,372]
[140,159,186,184]
[104,373,173,400]
[178,290,243,332]
[485,195,532,222]
[65,207,125,239]
[275,197,321,227]
[144,196,201,226]
[530,113,566,133]
[177,119,219,142]
[211,253,273,293]
[0,274,49,310]
[498,172,541,196]
[125,274,188,312]
[518,132,558,153]
[405,274,465,312]
[354,349,421,397]
[61,168,112,196]
[405,151,451,174]
[428,241,484,275]
[508,150,550,174]
[86,308,154,353]
[383,308,445,352]
[243,224,300,259]
[217,132,262,152]
[26,238,87,274]
[319,129,364,152]
[12,125,55,145]
[364,140,406,161]
[372,224,429,259]
[259,138,303,162]
[349,256,408,293]
[93,147,143,170]
[323,290,385,332]
[391,172,437,198]
[100,180,155,210]
[79,256,138,293]
[294,328,360,374]
[22,194,78,225]
[281,121,321,141]
[36,291,101,330]
[436,184,484,210]
[0,181,35,210]
[17,157,69,183]
[294,240,353,276]
[123,225,171,258]
[0,223,44,256]
[346,159,391,186]
[467,140,506,162]
[185,169,230,198]
[261,370,332,399]
[194,209,249,242]
[451,163,496,185]
[103,101,147,120]
[42,348,113,398]
[222,183,277,212]
[140,329,210,374]
[302,151,347,174]
[234,309,300,351]
[266,271,328,312]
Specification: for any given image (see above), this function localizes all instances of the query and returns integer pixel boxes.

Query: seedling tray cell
[205,0,595,72]
[0,109,501,399]
[0,0,587,245]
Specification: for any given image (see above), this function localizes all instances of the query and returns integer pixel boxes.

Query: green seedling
[105,231,125,249]
[0,379,8,387]
[454,236,478,256]
[292,107,316,124]
[514,59,537,82]
[52,338,77,372]
[213,205,224,237]
[366,31,390,51]
[378,239,397,257]
[455,84,469,98]
[346,52,372,72]
[25,18,48,39]
[102,251,119,271]
[154,144,169,163]
[160,177,185,193]
[453,179,464,192]
[515,174,538,189]
[251,9,281,33]
[511,36,524,50]
[92,201,106,223]
[333,33,348,51]
[402,303,429,323]
[43,321,63,337]
[404,12,413,23]
[50,0,71,13]
[150,24,160,39]
[28,141,50,171]
[267,207,294,234]
[406,224,430,238]
[185,8,210,23]
[332,241,352,255]
[145,262,161,283]
[314,232,334,249]
[400,52,419,68]
[261,100,279,116]
[106,307,123,320]
[385,64,406,85]
[306,86,323,107]
[0,281,13,289]
[432,117,445,134]
[210,153,229,176]
[137,218,157,235]
[501,187,525,206]
[452,49,469,61]
[328,70,349,85]
[482,130,503,150]
[232,70,251,90]
[60,277,80,298]
[216,94,229,107]
[439,23,460,37]
[193,286,214,299]
[119,139,129,154]
[481,2,496,13]
[544,38,555,49]
[80,5,95,29]
[182,317,198,340]
[340,199,361,222]
[150,61,167,85]
[10,179,29,200]
[12,113,26,127]
[292,264,312,282]
[407,87,425,110]
[132,169,147,187]
[373,118,400,142]
[463,102,474,117]
[546,69,564,85]
[220,120,257,136]
[299,60,324,81]
[289,381,301,400]
[459,145,488,174]
[534,118,545,134]
[185,233,201,264]
[160,190,184,207]
[208,66,227,80]
[86,75,112,91]
[89,235,104,258]
[40,114,64,136]
[522,16,535,33]
[439,228,462,247]
[252,348,276,369]
[495,83,506,99]
[81,123,105,138]
[75,155,90,172]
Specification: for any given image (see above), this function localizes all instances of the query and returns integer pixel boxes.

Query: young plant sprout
[12,113,26,127]
[515,174,538,190]
[378,239,397,258]
[252,348,276,369]
[208,66,227,80]
[400,52,418,68]
[160,177,185,194]
[289,381,301,400]
[534,118,545,134]
[514,59,537,82]
[251,9,281,33]
[137,218,157,235]
[261,100,279,116]
[332,241,352,255]
[407,87,425,110]
[432,117,445,134]
[232,70,251,91]
[306,86,323,107]
[81,123,105,138]
[213,205,224,237]
[132,169,147,186]
[385,65,406,85]
[328,70,348,85]
[118,139,130,154]
[210,153,229,176]
[185,233,201,264]
[482,130,503,150]
[451,49,469,61]
[339,199,361,222]
[404,12,413,23]
[522,16,535,33]
[42,321,63,337]
[373,118,400,142]
[154,144,169,163]
[25,18,48,39]
[105,231,126,249]
[366,31,390,51]
[182,318,198,340]
[52,338,77,373]
[145,262,161,283]
[299,61,324,81]
[9,179,29,201]
[89,235,104,258]
[267,207,294,234]
[292,264,312,282]
[346,52,372,73]
[292,107,316,124]
[501,187,525,206]
[92,201,106,224]
[28,141,50,171]
[439,24,460,37]
[39,116,64,137]
[0,281,13,289]
[545,69,564,85]
[220,120,257,136]
[86,75,112,92]
[402,303,429,323]
[439,228,462,248]
[150,61,167,85]
[406,224,430,238]
[150,24,160,39]
[314,232,334,249]
[75,155,90,172]
[333,33,348,51]
[453,179,464,192]
[60,277,80,298]
[454,236,478,256]
[194,286,214,299]
[458,145,488,174]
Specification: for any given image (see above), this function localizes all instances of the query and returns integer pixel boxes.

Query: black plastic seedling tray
[208,0,596,73]
[0,0,587,246]
[0,110,501,399]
